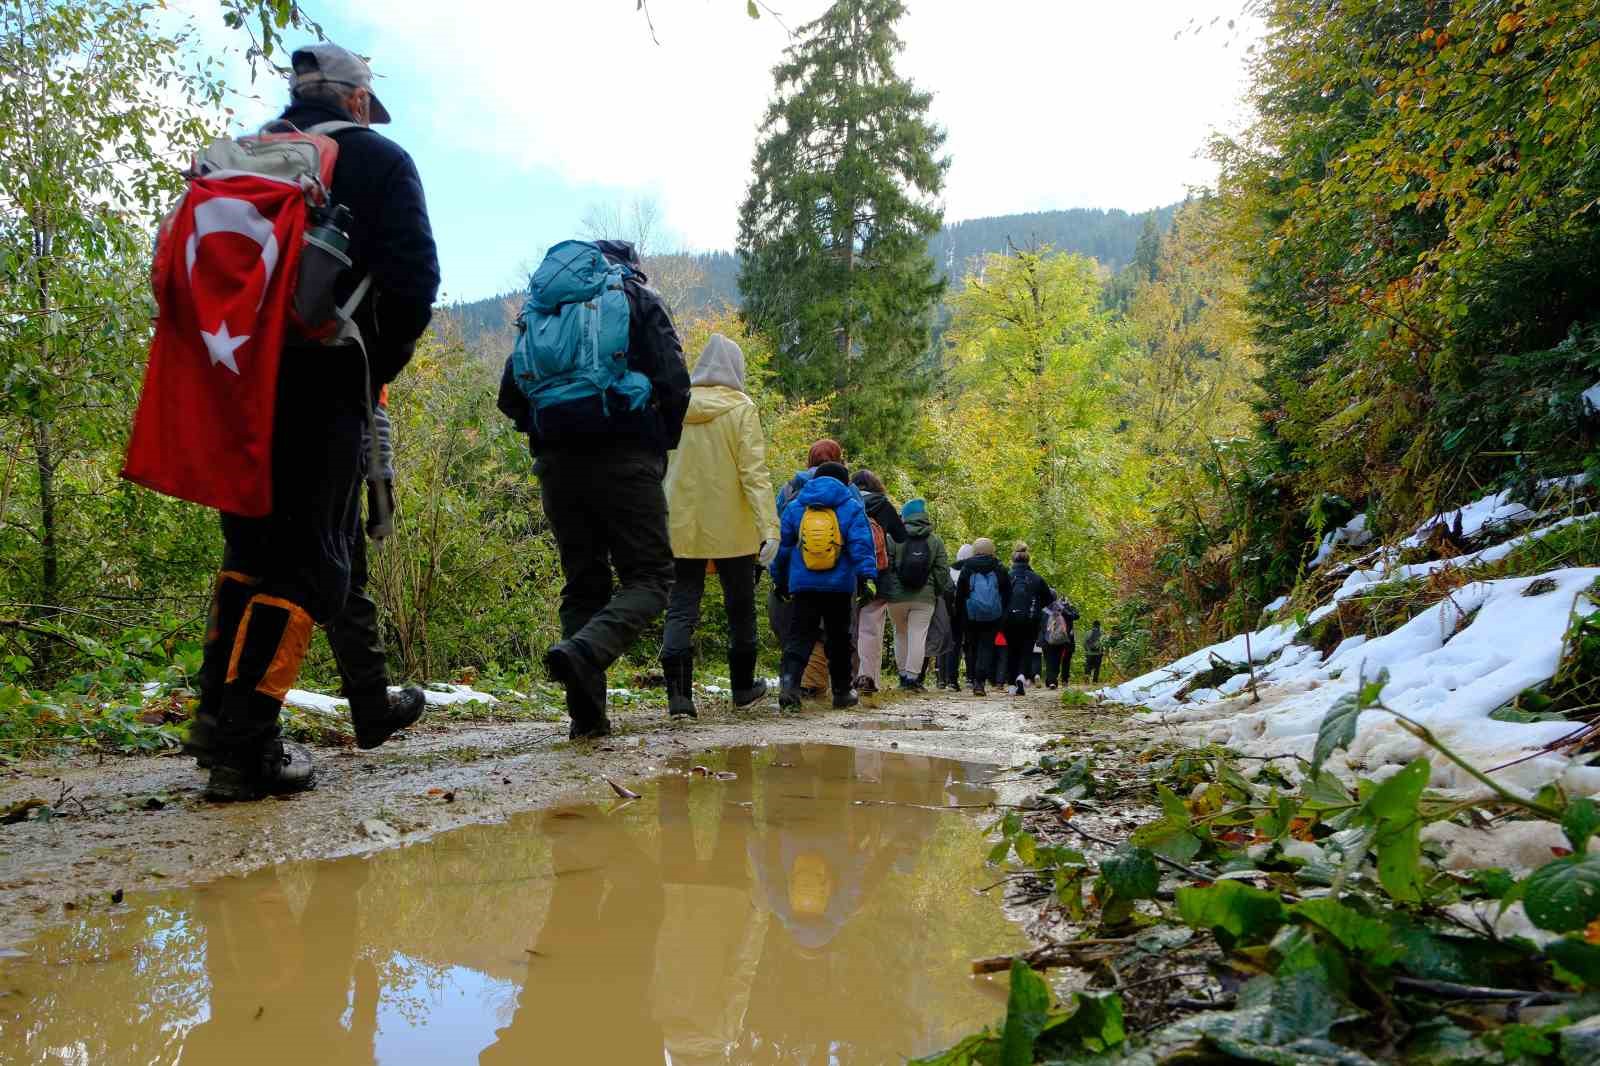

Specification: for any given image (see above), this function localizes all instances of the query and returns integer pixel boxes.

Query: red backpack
[867,518,890,573]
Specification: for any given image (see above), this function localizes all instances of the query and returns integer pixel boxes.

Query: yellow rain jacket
[664,335,779,560]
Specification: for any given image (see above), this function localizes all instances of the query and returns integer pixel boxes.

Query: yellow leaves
[1418,27,1435,44]
[1496,11,1525,35]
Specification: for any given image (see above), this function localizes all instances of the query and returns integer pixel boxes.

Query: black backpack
[897,535,933,590]
[1007,574,1038,623]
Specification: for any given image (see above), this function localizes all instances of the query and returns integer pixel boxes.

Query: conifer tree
[736,0,947,458]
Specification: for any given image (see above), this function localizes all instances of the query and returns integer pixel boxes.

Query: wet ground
[2,742,1027,1064]
[0,683,1065,946]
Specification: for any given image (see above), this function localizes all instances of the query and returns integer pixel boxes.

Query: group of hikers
[138,43,1107,803]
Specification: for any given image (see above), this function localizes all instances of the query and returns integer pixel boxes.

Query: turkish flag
[123,174,309,517]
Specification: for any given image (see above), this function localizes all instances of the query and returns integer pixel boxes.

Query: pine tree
[736,0,947,459]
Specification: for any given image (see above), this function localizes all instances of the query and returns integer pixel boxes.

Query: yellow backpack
[799,505,843,571]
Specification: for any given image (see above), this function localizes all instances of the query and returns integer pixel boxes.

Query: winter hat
[973,538,997,557]
[902,498,927,520]
[956,543,975,563]
[807,439,843,468]
[815,461,849,484]
[690,333,746,391]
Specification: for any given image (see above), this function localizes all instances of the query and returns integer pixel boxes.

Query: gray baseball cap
[290,41,392,124]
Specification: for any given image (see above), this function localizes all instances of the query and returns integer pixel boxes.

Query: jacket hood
[684,384,749,424]
[691,334,746,391]
[904,513,934,537]
[860,490,888,513]
[966,554,1003,574]
[795,474,854,509]
[594,239,646,280]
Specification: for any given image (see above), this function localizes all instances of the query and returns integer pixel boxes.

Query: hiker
[849,469,907,694]
[1003,543,1055,696]
[956,539,1011,696]
[771,462,878,710]
[881,499,951,689]
[182,42,440,801]
[936,543,972,689]
[1084,620,1106,683]
[1040,594,1079,689]
[660,334,779,718]
[497,239,690,739]
[769,440,859,697]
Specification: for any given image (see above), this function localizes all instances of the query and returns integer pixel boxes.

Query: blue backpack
[967,570,1002,623]
[511,241,651,430]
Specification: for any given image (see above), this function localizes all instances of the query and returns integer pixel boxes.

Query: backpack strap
[305,120,366,137]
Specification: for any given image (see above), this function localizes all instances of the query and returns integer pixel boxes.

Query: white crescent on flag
[184,197,281,375]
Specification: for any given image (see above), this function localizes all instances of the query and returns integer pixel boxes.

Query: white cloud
[183,1,1260,252]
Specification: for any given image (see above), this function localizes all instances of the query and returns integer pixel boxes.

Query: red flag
[124,175,309,517]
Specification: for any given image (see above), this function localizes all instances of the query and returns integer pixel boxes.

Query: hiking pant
[199,349,367,755]
[964,621,1000,688]
[662,556,759,660]
[537,448,673,670]
[889,601,934,677]
[323,530,389,708]
[1086,653,1104,683]
[856,598,889,685]
[1003,621,1037,683]
[1042,640,1073,687]
[939,599,963,686]
[783,592,853,697]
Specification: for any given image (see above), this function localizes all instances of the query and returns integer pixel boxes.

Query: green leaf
[1177,880,1288,948]
[1563,797,1600,855]
[1291,898,1405,966]
[1364,759,1430,901]
[1037,992,1127,1056]
[1364,758,1429,821]
[747,0,760,17]
[1100,845,1160,901]
[1547,936,1600,988]
[1524,853,1600,933]
[1313,695,1361,775]
[999,958,1052,1066]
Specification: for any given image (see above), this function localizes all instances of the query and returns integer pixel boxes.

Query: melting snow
[283,684,497,714]
[1102,483,1600,804]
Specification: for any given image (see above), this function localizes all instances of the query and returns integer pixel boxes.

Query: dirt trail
[0,684,1066,948]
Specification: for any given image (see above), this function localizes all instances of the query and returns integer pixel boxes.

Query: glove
[759,539,779,567]
[365,479,396,541]
[856,576,876,605]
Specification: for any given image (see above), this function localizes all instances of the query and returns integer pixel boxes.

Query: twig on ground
[1393,977,1575,1005]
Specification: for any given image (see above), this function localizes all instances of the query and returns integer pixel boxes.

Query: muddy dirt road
[0,685,1065,949]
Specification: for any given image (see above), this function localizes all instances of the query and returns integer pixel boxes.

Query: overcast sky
[183,1,1261,302]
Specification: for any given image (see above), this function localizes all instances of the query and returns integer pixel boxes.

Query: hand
[856,576,876,603]
[759,539,779,567]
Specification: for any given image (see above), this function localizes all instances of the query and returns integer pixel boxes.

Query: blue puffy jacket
[771,475,880,595]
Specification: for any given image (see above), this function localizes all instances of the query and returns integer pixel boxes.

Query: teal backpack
[511,240,651,431]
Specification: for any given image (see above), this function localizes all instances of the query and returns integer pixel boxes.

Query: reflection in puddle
[1,745,1023,1064]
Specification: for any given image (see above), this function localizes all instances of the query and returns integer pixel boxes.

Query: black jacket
[955,555,1013,623]
[1008,562,1055,623]
[497,242,690,457]
[278,103,440,389]
[860,492,908,544]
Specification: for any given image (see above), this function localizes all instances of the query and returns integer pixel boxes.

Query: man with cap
[189,42,440,801]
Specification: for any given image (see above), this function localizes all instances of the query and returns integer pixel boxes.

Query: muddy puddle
[1,744,1023,1064]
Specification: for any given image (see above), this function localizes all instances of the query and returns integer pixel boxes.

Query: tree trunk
[31,416,59,613]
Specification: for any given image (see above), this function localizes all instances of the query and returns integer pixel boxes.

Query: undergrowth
[924,677,1600,1065]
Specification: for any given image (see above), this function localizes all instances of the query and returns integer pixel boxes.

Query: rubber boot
[663,653,696,719]
[187,571,258,768]
[729,649,767,709]
[207,594,316,801]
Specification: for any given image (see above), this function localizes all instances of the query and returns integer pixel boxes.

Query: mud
[2,742,1030,1064]
[0,685,1065,950]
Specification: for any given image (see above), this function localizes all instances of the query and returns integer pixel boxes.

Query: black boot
[729,650,767,709]
[546,641,611,740]
[352,685,427,749]
[663,653,696,719]
[778,674,802,712]
[186,571,258,768]
[206,738,316,802]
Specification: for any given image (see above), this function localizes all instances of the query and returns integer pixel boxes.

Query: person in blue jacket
[770,461,879,711]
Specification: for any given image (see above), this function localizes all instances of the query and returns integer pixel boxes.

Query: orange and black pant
[198,356,368,757]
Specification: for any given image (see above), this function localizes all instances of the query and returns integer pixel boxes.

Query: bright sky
[181,1,1261,302]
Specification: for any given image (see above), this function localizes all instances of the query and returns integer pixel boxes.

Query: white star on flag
[200,323,249,375]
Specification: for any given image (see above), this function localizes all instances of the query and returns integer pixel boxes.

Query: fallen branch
[1393,977,1574,1005]
[971,936,1135,975]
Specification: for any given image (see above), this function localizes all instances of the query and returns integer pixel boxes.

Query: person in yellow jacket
[661,334,780,718]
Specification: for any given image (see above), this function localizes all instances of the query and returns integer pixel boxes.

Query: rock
[358,818,401,844]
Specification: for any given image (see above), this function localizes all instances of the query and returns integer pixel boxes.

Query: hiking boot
[729,650,767,709]
[353,686,427,750]
[854,675,877,695]
[778,676,802,712]
[545,641,611,740]
[205,740,316,803]
[184,710,221,769]
[832,688,860,710]
[973,683,986,697]
[662,654,696,719]
[1013,678,1027,696]
[898,673,924,691]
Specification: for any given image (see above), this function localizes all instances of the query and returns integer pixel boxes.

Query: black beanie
[815,461,849,484]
